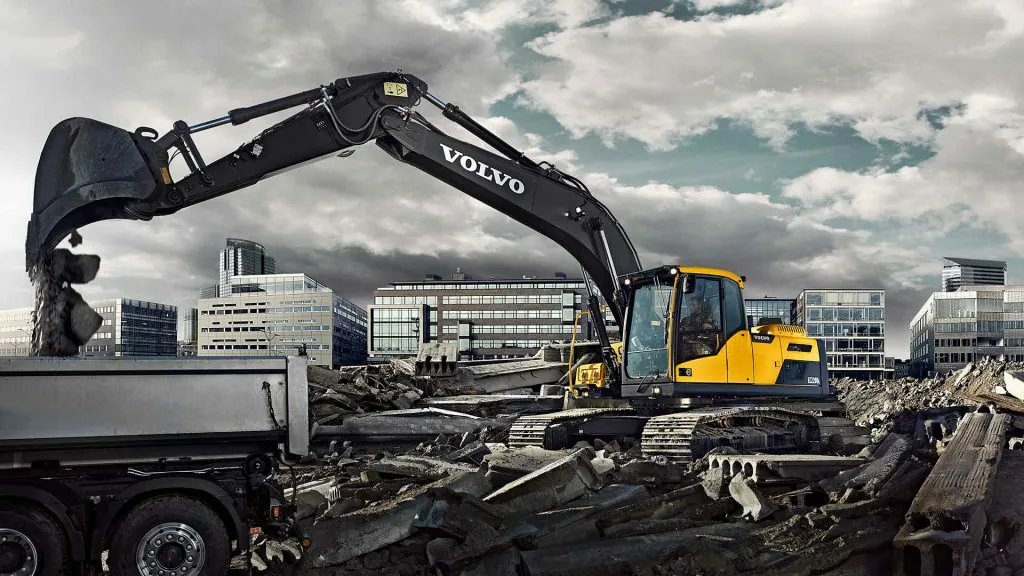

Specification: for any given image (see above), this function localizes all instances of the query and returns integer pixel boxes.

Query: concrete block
[483,447,600,518]
[729,472,779,522]
[709,454,864,483]
[893,412,1010,576]
[1004,372,1024,401]
[305,468,492,568]
[819,433,913,498]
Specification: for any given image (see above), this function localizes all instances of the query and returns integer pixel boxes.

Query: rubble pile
[270,358,1024,576]
[834,357,1024,438]
[307,362,472,426]
[285,433,940,576]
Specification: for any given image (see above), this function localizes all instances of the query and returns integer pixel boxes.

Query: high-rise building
[792,289,887,380]
[368,269,603,362]
[197,273,367,368]
[909,284,1024,377]
[217,238,276,298]
[743,296,796,326]
[942,257,1006,292]
[178,307,199,356]
[199,285,219,299]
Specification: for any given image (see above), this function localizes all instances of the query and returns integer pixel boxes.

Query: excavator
[26,70,845,462]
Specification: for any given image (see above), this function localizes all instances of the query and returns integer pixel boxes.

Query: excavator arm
[26,70,642,376]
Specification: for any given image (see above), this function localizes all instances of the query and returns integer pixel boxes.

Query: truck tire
[0,504,69,576]
[108,495,230,576]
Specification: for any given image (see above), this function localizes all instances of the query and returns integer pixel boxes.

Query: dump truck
[0,354,312,576]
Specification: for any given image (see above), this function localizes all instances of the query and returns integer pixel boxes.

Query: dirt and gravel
[266,359,1024,576]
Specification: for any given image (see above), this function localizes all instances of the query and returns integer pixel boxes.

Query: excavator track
[640,406,823,462]
[507,404,827,462]
[508,407,638,449]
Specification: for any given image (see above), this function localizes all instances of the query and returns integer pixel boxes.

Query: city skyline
[2,2,1021,363]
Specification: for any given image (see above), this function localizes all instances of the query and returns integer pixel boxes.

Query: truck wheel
[0,505,69,576]
[108,495,230,576]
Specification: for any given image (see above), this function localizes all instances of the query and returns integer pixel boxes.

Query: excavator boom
[26,70,641,375]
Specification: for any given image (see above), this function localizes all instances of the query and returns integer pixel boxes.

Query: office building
[368,269,601,362]
[792,289,887,380]
[197,273,367,368]
[942,257,1006,292]
[199,285,218,299]
[86,299,179,357]
[212,238,277,298]
[909,284,1024,377]
[178,307,199,356]
[744,296,795,326]
[1,299,178,358]
[0,308,34,356]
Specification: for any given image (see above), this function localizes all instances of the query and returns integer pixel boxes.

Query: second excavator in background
[26,70,850,463]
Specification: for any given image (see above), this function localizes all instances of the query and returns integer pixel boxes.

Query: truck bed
[0,355,309,468]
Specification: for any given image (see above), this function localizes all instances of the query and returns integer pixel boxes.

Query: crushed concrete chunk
[304,468,492,568]
[483,447,600,518]
[729,472,779,522]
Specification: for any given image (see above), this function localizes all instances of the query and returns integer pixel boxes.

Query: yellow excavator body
[572,266,826,396]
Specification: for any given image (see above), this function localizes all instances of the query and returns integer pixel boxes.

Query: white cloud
[516,0,1023,150]
[399,0,610,32]
[782,99,1024,248]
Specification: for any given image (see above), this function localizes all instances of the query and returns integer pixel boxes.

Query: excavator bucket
[26,117,164,270]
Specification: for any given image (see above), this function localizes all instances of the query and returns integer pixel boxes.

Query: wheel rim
[134,523,205,576]
[0,528,38,576]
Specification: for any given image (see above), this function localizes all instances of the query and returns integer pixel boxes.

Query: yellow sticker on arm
[383,82,408,97]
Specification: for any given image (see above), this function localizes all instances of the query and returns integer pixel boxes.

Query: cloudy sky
[1,0,1022,358]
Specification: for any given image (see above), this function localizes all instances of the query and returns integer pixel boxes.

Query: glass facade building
[198,273,367,368]
[793,289,887,380]
[942,257,1006,292]
[909,285,1024,377]
[744,297,795,326]
[368,271,602,362]
[216,238,276,298]
[1,300,177,358]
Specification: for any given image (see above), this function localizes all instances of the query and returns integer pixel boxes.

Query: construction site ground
[208,354,1024,576]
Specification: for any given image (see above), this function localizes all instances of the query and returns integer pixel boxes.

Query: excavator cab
[571,265,830,400]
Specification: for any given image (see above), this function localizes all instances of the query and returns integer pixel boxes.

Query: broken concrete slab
[893,411,1010,576]
[419,394,564,416]
[593,483,708,533]
[729,472,780,522]
[304,468,493,568]
[709,454,865,483]
[455,359,567,393]
[411,488,503,541]
[483,445,576,487]
[367,455,478,480]
[1004,371,1024,401]
[521,484,650,548]
[819,433,913,498]
[483,447,601,518]
[314,411,512,445]
[446,440,491,465]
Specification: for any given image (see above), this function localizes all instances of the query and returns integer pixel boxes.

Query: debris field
[262,356,1024,576]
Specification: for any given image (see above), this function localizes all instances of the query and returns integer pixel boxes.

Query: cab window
[722,278,746,338]
[676,277,723,363]
[624,280,673,379]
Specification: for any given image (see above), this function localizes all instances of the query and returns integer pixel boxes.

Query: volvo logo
[440,143,525,194]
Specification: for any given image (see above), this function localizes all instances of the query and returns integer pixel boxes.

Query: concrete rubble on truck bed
[252,354,1024,575]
